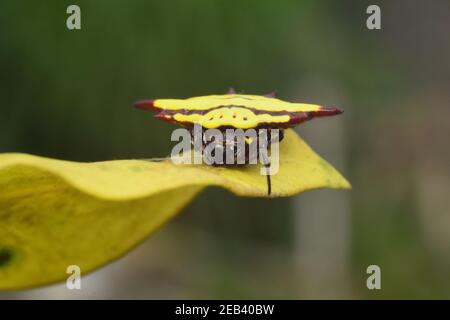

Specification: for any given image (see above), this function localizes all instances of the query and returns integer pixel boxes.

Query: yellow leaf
[0,129,350,289]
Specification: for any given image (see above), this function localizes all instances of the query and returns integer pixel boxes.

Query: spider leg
[266,163,271,196]
[260,150,272,196]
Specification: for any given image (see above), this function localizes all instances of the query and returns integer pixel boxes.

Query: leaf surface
[0,129,350,289]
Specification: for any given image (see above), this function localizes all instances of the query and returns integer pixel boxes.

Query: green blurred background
[1,0,450,299]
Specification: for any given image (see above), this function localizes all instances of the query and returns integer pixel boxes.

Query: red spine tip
[316,106,343,116]
[264,91,277,98]
[153,112,173,123]
[134,99,155,110]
